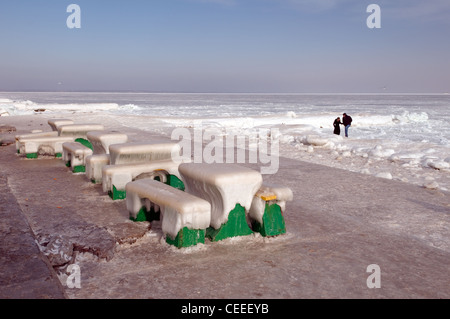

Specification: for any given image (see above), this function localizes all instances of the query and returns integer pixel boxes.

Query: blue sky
[0,0,449,93]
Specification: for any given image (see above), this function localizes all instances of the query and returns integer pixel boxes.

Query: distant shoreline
[1,91,449,96]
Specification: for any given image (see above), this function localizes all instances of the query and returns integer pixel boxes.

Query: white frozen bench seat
[57,124,104,150]
[126,178,211,248]
[18,136,75,159]
[109,142,181,165]
[15,131,58,153]
[86,154,110,184]
[47,119,74,131]
[179,163,263,242]
[102,159,184,200]
[86,131,128,154]
[62,142,93,173]
[249,184,293,237]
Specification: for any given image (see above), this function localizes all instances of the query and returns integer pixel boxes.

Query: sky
[0,0,449,93]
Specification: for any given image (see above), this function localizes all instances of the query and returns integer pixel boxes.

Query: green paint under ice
[109,185,126,200]
[72,165,86,173]
[130,207,204,248]
[110,175,185,200]
[25,152,61,159]
[206,203,253,242]
[166,174,185,191]
[252,203,286,237]
[75,138,93,151]
[130,206,160,223]
[166,227,205,248]
[26,153,38,159]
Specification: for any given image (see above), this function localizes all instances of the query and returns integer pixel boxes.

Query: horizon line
[1,90,448,96]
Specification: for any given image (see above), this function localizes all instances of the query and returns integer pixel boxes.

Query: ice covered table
[17,136,76,159]
[47,119,74,131]
[179,163,263,242]
[15,131,58,154]
[57,124,104,149]
[249,184,293,237]
[126,178,211,248]
[109,142,181,165]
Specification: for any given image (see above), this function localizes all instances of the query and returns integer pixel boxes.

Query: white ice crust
[102,159,182,193]
[249,184,293,224]
[86,131,128,154]
[47,119,74,131]
[15,131,59,151]
[57,124,105,138]
[62,142,93,168]
[109,142,181,165]
[18,136,75,154]
[179,163,263,229]
[86,154,110,183]
[125,179,211,238]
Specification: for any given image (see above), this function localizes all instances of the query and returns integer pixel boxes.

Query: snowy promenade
[0,115,449,299]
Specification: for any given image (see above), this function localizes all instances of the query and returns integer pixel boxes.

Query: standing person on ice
[333,117,342,135]
[342,113,352,137]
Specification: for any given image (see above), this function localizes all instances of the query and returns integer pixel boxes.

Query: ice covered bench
[86,154,110,184]
[47,119,74,131]
[102,159,184,200]
[15,131,58,154]
[57,124,104,150]
[87,141,180,186]
[62,142,93,173]
[84,131,129,184]
[249,184,293,237]
[126,178,211,248]
[17,136,76,159]
[179,163,263,242]
[109,142,181,165]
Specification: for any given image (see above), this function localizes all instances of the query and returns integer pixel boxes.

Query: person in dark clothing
[342,113,352,137]
[333,117,342,135]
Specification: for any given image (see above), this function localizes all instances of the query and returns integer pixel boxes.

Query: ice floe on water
[1,92,449,191]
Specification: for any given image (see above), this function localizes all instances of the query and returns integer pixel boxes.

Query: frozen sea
[1,92,449,190]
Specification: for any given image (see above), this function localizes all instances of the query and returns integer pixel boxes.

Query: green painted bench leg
[252,203,286,237]
[129,206,160,223]
[109,185,126,200]
[166,227,205,248]
[206,203,253,242]
[26,153,38,159]
[73,165,86,173]
[166,174,185,191]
